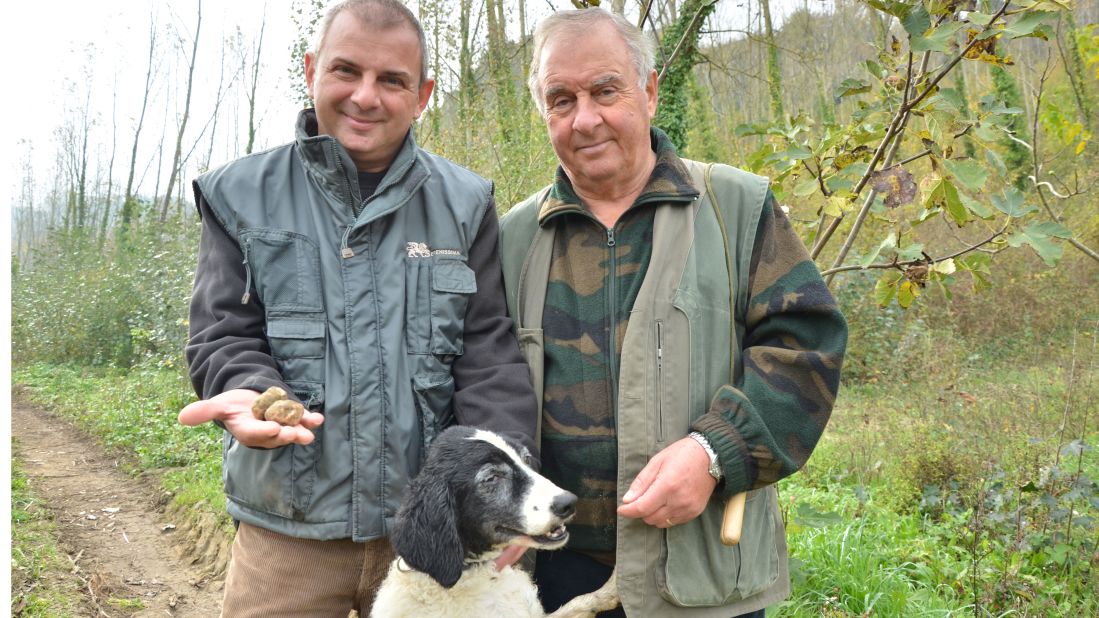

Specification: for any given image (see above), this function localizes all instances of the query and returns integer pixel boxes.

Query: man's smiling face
[537,21,657,193]
[304,11,433,172]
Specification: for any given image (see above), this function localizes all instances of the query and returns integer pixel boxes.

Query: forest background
[8,0,1099,615]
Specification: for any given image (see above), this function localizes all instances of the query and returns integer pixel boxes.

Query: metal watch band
[688,431,723,481]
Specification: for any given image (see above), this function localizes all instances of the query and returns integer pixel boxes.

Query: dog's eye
[478,465,510,487]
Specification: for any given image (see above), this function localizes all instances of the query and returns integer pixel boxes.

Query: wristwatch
[688,431,723,481]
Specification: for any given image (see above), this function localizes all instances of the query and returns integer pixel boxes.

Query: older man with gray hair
[500,8,848,617]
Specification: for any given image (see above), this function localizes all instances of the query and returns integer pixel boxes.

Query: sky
[0,0,813,226]
[2,1,303,217]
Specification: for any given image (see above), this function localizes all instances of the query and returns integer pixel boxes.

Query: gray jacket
[187,109,537,542]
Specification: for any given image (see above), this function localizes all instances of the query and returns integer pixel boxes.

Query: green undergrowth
[777,325,1099,617]
[10,457,88,617]
[13,364,233,545]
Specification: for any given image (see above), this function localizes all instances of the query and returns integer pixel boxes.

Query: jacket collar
[294,108,426,211]
[538,127,700,225]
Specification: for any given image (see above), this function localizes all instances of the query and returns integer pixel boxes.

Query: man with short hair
[501,8,848,617]
[179,1,537,615]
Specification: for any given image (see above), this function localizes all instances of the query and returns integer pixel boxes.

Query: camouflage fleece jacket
[531,129,847,559]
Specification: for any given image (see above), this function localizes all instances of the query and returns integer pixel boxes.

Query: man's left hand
[617,437,717,528]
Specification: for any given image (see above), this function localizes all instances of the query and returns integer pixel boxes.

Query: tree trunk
[199,35,239,172]
[458,0,478,155]
[160,0,203,222]
[760,0,785,122]
[518,0,529,67]
[654,0,719,150]
[99,85,119,245]
[121,14,158,235]
[1061,10,1093,130]
[991,65,1030,190]
[289,0,325,108]
[246,11,267,154]
[76,87,91,230]
[17,143,36,266]
[486,0,515,143]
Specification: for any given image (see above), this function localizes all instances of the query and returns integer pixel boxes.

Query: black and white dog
[371,426,618,617]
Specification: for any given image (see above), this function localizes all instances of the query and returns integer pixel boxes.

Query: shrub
[12,217,199,369]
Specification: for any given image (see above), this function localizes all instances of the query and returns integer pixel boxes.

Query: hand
[616,437,717,528]
[494,544,528,571]
[178,388,324,448]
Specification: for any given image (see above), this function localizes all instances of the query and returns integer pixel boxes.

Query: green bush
[12,217,199,369]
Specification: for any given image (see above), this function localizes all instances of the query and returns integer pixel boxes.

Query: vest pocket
[223,382,325,520]
[239,229,323,312]
[411,372,456,453]
[267,316,326,358]
[406,257,477,356]
[658,488,779,606]
[266,316,326,385]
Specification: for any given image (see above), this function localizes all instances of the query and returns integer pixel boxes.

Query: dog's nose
[552,492,577,519]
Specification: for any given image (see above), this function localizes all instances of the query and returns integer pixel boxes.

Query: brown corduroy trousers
[220,523,395,617]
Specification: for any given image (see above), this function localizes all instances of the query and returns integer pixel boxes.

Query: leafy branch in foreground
[736,0,1092,309]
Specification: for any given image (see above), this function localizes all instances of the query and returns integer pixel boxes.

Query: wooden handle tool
[720,492,747,546]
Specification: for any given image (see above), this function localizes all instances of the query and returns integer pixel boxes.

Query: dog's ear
[392,475,465,588]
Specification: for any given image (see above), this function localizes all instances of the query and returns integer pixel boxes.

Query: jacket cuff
[689,385,755,499]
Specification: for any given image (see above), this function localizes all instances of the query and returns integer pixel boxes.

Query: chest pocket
[240,229,324,312]
[241,228,326,386]
[405,256,477,356]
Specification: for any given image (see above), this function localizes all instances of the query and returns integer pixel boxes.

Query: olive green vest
[499,160,790,616]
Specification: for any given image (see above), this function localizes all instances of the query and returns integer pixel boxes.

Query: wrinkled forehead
[537,22,631,84]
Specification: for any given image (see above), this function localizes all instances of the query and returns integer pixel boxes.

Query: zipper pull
[656,321,663,369]
[240,252,252,305]
[606,228,616,247]
[341,226,355,258]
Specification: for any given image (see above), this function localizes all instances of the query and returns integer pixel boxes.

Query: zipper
[655,319,664,441]
[606,225,619,418]
[332,141,358,258]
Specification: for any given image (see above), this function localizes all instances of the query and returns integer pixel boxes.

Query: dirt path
[12,398,225,617]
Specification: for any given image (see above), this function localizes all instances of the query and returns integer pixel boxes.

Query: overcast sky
[2,1,302,216]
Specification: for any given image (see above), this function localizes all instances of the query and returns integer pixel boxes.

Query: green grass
[10,457,87,617]
[775,326,1099,617]
[14,363,234,541]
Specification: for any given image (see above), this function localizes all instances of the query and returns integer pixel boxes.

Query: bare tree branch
[1029,48,1099,264]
